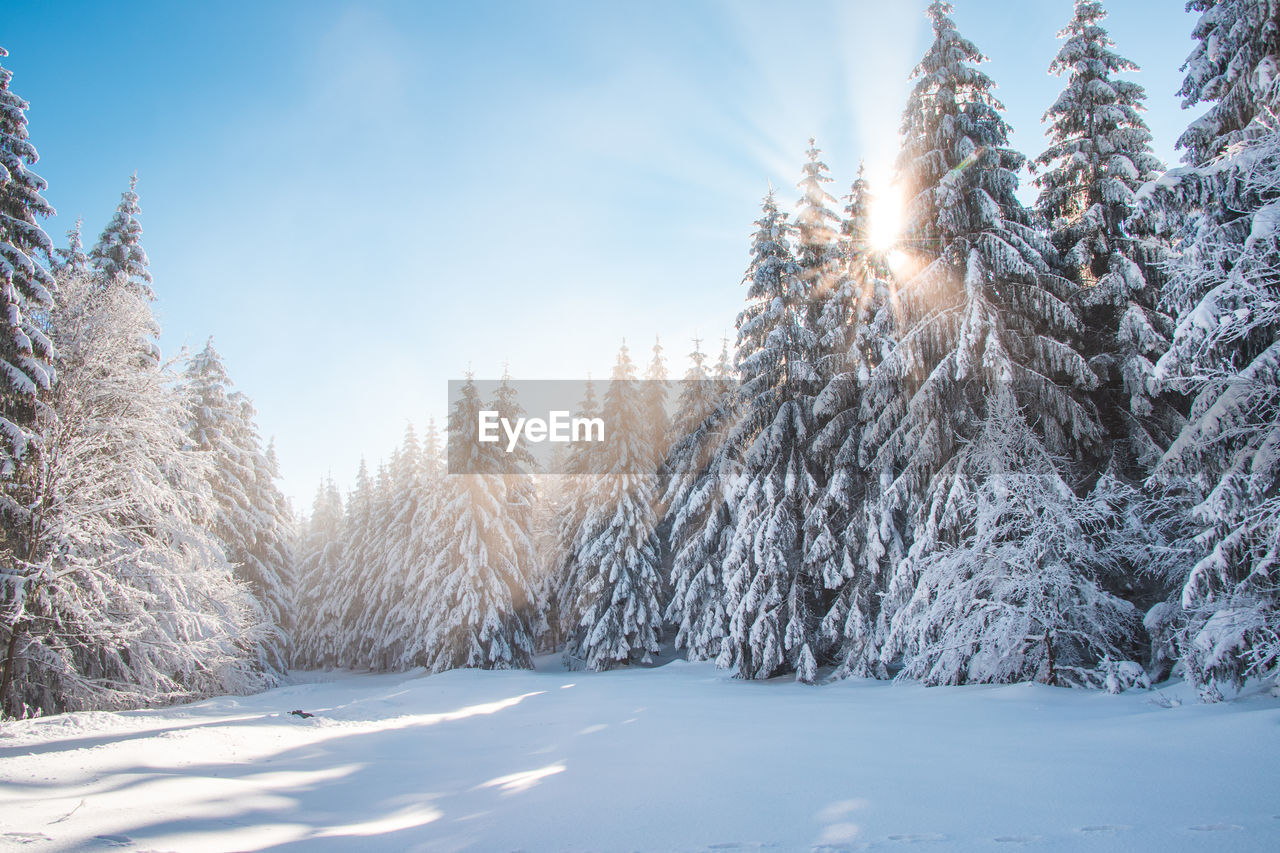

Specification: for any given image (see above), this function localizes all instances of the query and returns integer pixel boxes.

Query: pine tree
[1176,0,1279,167]
[1035,0,1178,474]
[293,477,345,669]
[182,340,294,675]
[1147,0,1280,698]
[490,372,542,645]
[884,391,1141,688]
[332,460,375,665]
[718,191,823,682]
[89,173,152,298]
[564,344,664,670]
[794,138,842,307]
[389,418,444,667]
[869,2,1102,675]
[0,46,55,496]
[2,270,268,717]
[811,168,896,677]
[641,337,672,481]
[554,378,602,643]
[663,339,736,660]
[407,377,535,671]
[53,218,87,276]
[364,425,423,670]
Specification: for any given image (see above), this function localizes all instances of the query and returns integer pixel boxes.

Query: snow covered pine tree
[1148,0,1280,699]
[870,2,1121,684]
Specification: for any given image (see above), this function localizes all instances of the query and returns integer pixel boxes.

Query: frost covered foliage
[1036,0,1178,471]
[0,272,269,718]
[182,340,295,676]
[0,47,55,489]
[409,377,535,672]
[563,343,664,670]
[1147,0,1280,698]
[884,392,1141,687]
[291,422,446,673]
[359,425,428,669]
[810,169,896,678]
[1176,0,1280,167]
[717,192,823,682]
[663,341,737,661]
[1036,0,1165,287]
[292,477,344,668]
[868,2,1101,672]
[553,379,602,648]
[89,173,153,299]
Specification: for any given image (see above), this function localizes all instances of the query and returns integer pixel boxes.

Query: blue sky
[7,0,1197,507]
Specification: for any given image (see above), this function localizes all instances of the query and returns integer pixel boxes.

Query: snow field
[1,658,1277,852]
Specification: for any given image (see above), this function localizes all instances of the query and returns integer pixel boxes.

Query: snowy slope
[0,658,1276,852]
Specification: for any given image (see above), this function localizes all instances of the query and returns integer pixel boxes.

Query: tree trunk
[0,620,25,719]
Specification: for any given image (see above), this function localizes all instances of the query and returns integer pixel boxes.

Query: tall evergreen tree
[664,339,736,660]
[564,344,664,670]
[869,2,1102,674]
[293,477,345,669]
[1148,0,1280,698]
[89,173,152,299]
[811,169,896,677]
[389,418,444,667]
[554,378,602,645]
[408,377,535,671]
[0,47,55,495]
[53,218,87,276]
[3,270,268,717]
[365,425,423,670]
[794,138,842,308]
[182,340,294,674]
[1035,0,1177,475]
[718,191,823,682]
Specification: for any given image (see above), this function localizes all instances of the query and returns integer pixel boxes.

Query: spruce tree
[53,218,87,276]
[564,344,664,670]
[554,378,602,644]
[293,477,345,669]
[3,270,268,716]
[1035,0,1177,473]
[811,168,896,677]
[390,418,444,667]
[365,425,423,670]
[794,138,842,307]
[870,2,1102,675]
[409,377,534,671]
[1148,0,1280,698]
[884,391,1141,687]
[89,173,153,298]
[663,339,736,660]
[718,191,823,682]
[182,340,294,675]
[0,46,55,494]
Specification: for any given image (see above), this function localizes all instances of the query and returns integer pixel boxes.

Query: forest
[1,0,1277,719]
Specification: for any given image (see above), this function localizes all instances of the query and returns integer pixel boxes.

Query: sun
[867,179,905,252]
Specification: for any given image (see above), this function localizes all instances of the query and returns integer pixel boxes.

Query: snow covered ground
[0,657,1276,852]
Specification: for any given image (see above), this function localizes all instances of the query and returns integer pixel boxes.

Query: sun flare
[867,180,905,252]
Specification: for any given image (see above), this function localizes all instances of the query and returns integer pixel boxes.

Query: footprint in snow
[1188,824,1242,832]
[93,835,134,847]
[3,832,52,844]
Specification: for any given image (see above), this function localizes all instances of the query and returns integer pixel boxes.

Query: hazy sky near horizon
[8,0,1198,507]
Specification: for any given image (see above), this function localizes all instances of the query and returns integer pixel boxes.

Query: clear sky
[7,0,1198,508]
